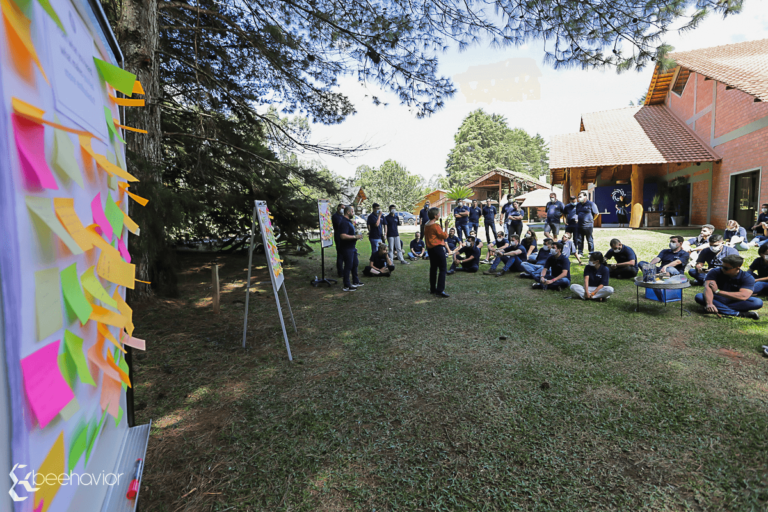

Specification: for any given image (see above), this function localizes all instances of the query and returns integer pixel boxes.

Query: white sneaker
[342,287,356,292]
[353,282,364,287]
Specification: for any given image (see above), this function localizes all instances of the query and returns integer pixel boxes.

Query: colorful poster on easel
[256,201,284,290]
[0,0,150,509]
[318,200,333,248]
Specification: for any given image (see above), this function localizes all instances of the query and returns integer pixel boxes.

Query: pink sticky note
[20,341,75,429]
[91,193,113,241]
[117,237,131,263]
[12,114,58,190]
[34,500,44,512]
[120,330,145,350]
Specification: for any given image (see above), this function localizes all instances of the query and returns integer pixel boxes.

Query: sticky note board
[35,267,63,340]
[34,431,65,512]
[26,195,82,254]
[318,200,334,248]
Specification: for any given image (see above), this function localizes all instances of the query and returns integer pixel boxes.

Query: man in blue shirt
[408,233,428,260]
[500,198,514,238]
[559,232,583,265]
[448,236,482,273]
[749,244,768,296]
[384,204,408,265]
[482,199,498,245]
[482,234,525,276]
[468,200,482,240]
[605,238,638,279]
[544,192,565,239]
[418,200,431,241]
[520,238,554,279]
[453,201,470,240]
[532,242,571,290]
[338,206,365,291]
[638,235,690,275]
[331,203,346,277]
[575,191,599,255]
[482,231,507,263]
[366,203,384,256]
[563,195,579,241]
[749,203,768,243]
[688,234,738,285]
[694,254,762,319]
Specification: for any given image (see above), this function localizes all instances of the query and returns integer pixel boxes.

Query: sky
[302,2,768,183]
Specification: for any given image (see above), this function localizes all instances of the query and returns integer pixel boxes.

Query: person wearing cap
[604,238,638,279]
[384,204,409,265]
[338,205,365,291]
[424,207,450,297]
[694,254,762,319]
[418,200,431,241]
[688,234,738,285]
[367,203,384,255]
[448,236,482,274]
[331,203,346,277]
[453,200,470,241]
[532,241,571,290]
[482,199,498,244]
[544,192,564,239]
[563,195,579,242]
[468,200,482,240]
[575,191,599,255]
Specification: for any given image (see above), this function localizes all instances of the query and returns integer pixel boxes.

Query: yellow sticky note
[96,251,135,289]
[117,182,149,206]
[26,196,82,254]
[1,0,48,83]
[85,225,122,260]
[52,124,84,188]
[123,211,140,236]
[34,432,65,512]
[35,268,63,341]
[53,198,93,252]
[89,304,126,329]
[80,266,117,308]
[113,288,134,336]
[78,135,138,182]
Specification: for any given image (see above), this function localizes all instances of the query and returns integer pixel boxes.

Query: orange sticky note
[121,330,145,350]
[133,80,145,95]
[34,432,64,512]
[53,198,94,251]
[106,350,131,388]
[113,118,147,134]
[89,304,126,329]
[100,374,122,418]
[113,288,134,336]
[78,135,138,182]
[1,0,48,83]
[96,251,135,289]
[85,225,122,260]
[97,322,125,354]
[117,182,149,206]
[87,336,121,381]
[123,211,140,235]
[108,92,145,107]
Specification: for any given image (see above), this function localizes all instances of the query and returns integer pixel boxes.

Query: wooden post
[563,168,571,202]
[630,164,645,228]
[570,168,584,198]
[212,264,220,314]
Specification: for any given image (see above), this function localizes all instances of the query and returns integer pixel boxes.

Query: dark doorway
[729,170,760,228]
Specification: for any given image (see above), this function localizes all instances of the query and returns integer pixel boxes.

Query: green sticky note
[37,0,65,33]
[52,127,83,188]
[115,406,124,427]
[104,106,125,144]
[63,330,96,386]
[59,396,79,421]
[93,58,136,96]
[117,354,129,392]
[68,422,88,473]
[104,192,124,239]
[61,263,93,325]
[57,352,77,388]
[35,268,63,341]
[85,408,109,466]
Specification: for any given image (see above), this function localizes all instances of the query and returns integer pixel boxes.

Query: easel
[311,199,337,287]
[242,201,297,360]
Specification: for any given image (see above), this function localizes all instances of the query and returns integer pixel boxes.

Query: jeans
[335,242,344,277]
[521,262,543,276]
[419,223,425,241]
[754,235,768,247]
[408,251,428,259]
[609,266,638,279]
[388,236,405,263]
[370,238,382,255]
[450,262,479,272]
[688,267,708,285]
[363,264,395,277]
[694,293,763,316]
[527,253,538,264]
[752,281,768,296]
[570,284,615,299]
[427,246,447,293]
[533,271,570,289]
[341,249,359,288]
[456,224,470,240]
[490,254,524,272]
[484,222,497,245]
[544,221,560,238]
[638,261,681,276]
[469,222,479,236]
[508,221,523,238]
[577,226,594,254]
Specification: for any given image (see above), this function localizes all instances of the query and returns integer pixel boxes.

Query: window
[671,69,690,96]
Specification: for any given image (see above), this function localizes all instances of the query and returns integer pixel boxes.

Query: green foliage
[354,160,426,212]
[445,109,549,187]
[446,185,473,201]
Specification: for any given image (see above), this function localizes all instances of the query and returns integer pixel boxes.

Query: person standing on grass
[724,220,750,251]
[507,200,524,238]
[468,200,482,239]
[332,203,346,278]
[338,206,365,292]
[520,238,554,279]
[570,251,614,301]
[575,191,599,255]
[482,199,498,244]
[532,241,571,290]
[384,205,409,266]
[563,195,579,243]
[418,200,431,241]
[424,207,450,297]
[409,232,428,260]
[688,234,739,285]
[453,200,470,241]
[448,236,482,274]
[694,254,762,319]
[367,203,384,255]
[749,244,768,296]
[363,243,395,277]
[544,192,564,239]
[605,238,638,279]
[638,235,689,276]
[483,234,525,277]
[482,231,508,264]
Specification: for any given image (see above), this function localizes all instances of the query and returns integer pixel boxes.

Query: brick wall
[691,180,709,225]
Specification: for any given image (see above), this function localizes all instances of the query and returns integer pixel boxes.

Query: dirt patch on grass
[716,348,757,366]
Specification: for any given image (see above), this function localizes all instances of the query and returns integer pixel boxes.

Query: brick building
[550,38,768,230]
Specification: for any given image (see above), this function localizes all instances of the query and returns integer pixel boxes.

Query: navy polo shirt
[383,214,399,237]
[545,201,565,222]
[482,205,497,222]
[723,227,747,242]
[605,245,638,270]
[544,254,571,280]
[332,211,344,242]
[338,217,357,251]
[501,202,514,221]
[584,265,610,287]
[704,268,755,292]
[698,245,738,269]
[468,207,482,223]
[454,206,469,226]
[655,248,690,271]
[535,248,552,264]
[688,235,710,247]
[410,239,425,253]
[749,256,768,279]
[370,252,388,268]
[522,237,537,253]
[367,212,383,239]
[508,207,523,222]
[459,245,481,263]
[576,201,599,228]
[419,207,430,223]
[757,213,768,225]
[446,235,460,250]
[563,203,578,226]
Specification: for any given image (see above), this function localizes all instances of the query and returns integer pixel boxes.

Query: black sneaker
[531,283,542,289]
[495,270,506,277]
[741,311,760,320]
[519,272,531,278]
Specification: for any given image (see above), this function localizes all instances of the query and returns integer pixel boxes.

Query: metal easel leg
[242,206,257,349]
[282,284,297,333]
[272,285,293,361]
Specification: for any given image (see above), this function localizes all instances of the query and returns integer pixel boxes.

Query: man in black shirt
[331,203,345,277]
[482,199,498,245]
[418,200,431,241]
[447,236,482,273]
[363,243,395,277]
[338,206,365,291]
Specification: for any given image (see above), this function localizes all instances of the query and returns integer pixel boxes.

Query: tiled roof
[549,105,719,169]
[669,39,768,102]
[466,168,551,189]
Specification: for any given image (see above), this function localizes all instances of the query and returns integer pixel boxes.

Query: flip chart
[26,195,82,254]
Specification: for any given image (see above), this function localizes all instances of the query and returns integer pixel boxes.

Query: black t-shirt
[410,239,425,253]
[338,217,357,250]
[749,256,768,279]
[545,254,571,280]
[331,211,344,241]
[370,252,388,268]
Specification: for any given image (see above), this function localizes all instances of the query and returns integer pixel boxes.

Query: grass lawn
[133,228,768,511]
